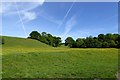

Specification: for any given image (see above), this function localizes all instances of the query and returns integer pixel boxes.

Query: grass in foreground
[1,36,119,78]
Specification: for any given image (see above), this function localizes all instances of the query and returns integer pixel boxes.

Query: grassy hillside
[2,36,52,48]
[2,36,54,55]
[1,36,118,78]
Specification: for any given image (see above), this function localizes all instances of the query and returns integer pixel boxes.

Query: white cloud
[22,11,37,22]
[1,1,44,14]
[59,15,77,42]
[2,0,45,2]
[1,2,45,37]
[60,30,90,43]
[57,0,76,29]
[0,3,13,14]
[64,15,77,35]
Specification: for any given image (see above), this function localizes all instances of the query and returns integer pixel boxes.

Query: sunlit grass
[2,36,118,78]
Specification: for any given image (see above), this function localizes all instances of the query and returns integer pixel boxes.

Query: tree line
[0,37,4,45]
[1,31,120,48]
[65,33,120,48]
[28,31,62,47]
[28,31,119,48]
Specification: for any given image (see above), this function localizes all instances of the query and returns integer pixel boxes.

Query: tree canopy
[28,31,120,48]
[28,31,62,47]
[65,33,120,48]
[0,37,4,45]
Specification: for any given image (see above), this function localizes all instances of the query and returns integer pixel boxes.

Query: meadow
[1,36,118,78]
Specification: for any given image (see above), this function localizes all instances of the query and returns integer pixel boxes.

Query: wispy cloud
[14,2,43,37]
[21,11,37,23]
[1,1,45,14]
[64,15,77,35]
[15,2,27,37]
[60,15,77,42]
[39,11,61,25]
[0,3,12,14]
[1,1,45,37]
[57,0,76,29]
[0,3,1,14]
[60,30,90,43]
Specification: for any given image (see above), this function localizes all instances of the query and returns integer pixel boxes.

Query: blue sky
[1,2,118,42]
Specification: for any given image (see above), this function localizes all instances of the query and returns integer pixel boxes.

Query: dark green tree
[29,31,119,48]
[108,40,117,47]
[85,36,95,47]
[53,37,61,47]
[105,33,113,42]
[40,36,48,44]
[40,32,49,44]
[76,38,84,48]
[102,42,110,48]
[47,34,54,45]
[29,31,41,40]
[92,38,102,48]
[42,32,47,37]
[118,34,120,48]
[98,34,105,42]
[65,37,75,48]
[2,38,4,44]
[0,38,4,44]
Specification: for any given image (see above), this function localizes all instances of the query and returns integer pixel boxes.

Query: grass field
[1,36,118,78]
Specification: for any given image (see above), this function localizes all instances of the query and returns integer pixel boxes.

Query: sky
[1,2,118,42]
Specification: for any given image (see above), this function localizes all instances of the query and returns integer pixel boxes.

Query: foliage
[2,38,4,44]
[28,31,120,48]
[65,33,120,48]
[65,37,75,48]
[29,31,62,47]
[29,31,41,40]
[53,37,62,47]
[0,37,4,44]
[76,38,84,47]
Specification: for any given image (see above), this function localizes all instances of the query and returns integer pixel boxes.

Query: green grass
[1,36,118,78]
[2,36,52,48]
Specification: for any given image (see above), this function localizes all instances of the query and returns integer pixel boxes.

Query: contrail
[57,0,76,29]
[14,2,27,37]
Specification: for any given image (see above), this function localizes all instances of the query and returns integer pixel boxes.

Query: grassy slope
[2,36,118,78]
[2,36,52,48]
[2,36,53,54]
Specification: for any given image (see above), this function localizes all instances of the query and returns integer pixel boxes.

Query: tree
[28,31,119,48]
[105,33,113,42]
[47,37,53,45]
[29,31,62,47]
[92,38,102,48]
[47,34,54,45]
[113,34,119,41]
[98,34,105,42]
[0,38,4,44]
[76,38,84,48]
[65,37,75,48]
[108,40,117,47]
[85,36,95,48]
[117,34,120,48]
[102,42,110,48]
[53,37,61,47]
[2,38,4,44]
[29,31,41,40]
[42,32,47,37]
[40,36,48,44]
